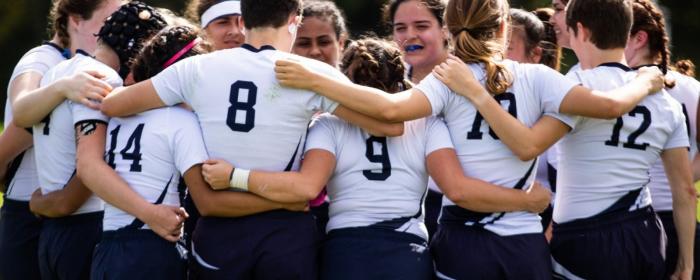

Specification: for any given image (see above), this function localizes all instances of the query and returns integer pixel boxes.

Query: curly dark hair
[302,0,347,39]
[48,0,112,48]
[131,25,212,82]
[97,1,168,78]
[673,59,696,78]
[340,37,411,94]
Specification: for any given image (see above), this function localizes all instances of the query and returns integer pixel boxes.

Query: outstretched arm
[12,71,111,127]
[29,175,92,218]
[189,164,306,217]
[333,106,404,137]
[662,147,697,279]
[428,148,551,213]
[276,59,432,122]
[201,149,335,203]
[101,80,166,117]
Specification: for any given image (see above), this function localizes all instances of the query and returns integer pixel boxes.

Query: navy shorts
[0,199,42,280]
[310,201,329,240]
[190,210,320,280]
[91,228,186,280]
[657,211,700,279]
[424,189,442,241]
[321,227,432,280]
[38,211,103,280]
[551,207,665,280]
[431,224,551,280]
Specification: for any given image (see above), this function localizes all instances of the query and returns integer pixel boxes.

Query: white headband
[201,1,241,28]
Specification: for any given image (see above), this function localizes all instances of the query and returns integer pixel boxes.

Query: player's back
[3,43,67,201]
[152,44,344,173]
[34,53,121,215]
[555,64,688,223]
[415,60,577,235]
[647,70,700,211]
[103,106,207,231]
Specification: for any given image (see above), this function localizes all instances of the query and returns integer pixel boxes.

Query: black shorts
[431,224,551,280]
[321,226,432,280]
[424,189,442,241]
[91,228,186,280]
[38,211,103,280]
[189,210,320,280]
[0,198,42,280]
[551,206,665,280]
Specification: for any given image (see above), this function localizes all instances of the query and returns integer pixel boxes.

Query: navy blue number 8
[227,81,257,132]
[362,136,391,181]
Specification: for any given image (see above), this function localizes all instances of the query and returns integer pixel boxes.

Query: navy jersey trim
[598,62,633,72]
[241,44,276,53]
[547,162,557,193]
[439,159,538,227]
[123,175,174,230]
[284,136,303,172]
[75,49,93,58]
[4,151,26,195]
[42,41,71,59]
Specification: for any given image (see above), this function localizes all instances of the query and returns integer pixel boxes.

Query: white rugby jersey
[554,63,689,223]
[4,43,66,201]
[152,44,344,173]
[415,60,578,236]
[306,114,453,240]
[33,52,122,215]
[648,70,700,212]
[103,107,208,231]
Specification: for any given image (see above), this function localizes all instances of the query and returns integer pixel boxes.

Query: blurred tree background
[1,0,698,122]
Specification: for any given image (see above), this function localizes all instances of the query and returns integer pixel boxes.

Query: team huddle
[0,0,697,279]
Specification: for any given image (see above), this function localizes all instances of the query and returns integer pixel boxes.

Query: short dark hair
[241,0,301,29]
[566,0,633,49]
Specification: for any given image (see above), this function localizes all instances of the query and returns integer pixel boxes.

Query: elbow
[442,186,466,206]
[515,147,539,162]
[100,99,119,117]
[12,115,33,128]
[379,104,402,122]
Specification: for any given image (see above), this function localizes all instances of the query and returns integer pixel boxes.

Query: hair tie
[459,28,477,38]
[163,37,202,68]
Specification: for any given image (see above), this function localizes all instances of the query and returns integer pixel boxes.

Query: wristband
[229,168,250,191]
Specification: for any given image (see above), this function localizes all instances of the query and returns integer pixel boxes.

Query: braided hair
[340,38,411,94]
[49,0,110,49]
[631,0,676,86]
[96,1,167,78]
[131,25,211,82]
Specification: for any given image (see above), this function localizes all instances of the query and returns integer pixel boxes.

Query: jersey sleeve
[664,105,691,150]
[9,47,64,82]
[308,61,347,113]
[414,73,452,117]
[151,57,195,106]
[304,113,340,156]
[424,116,454,156]
[71,102,109,125]
[170,109,209,174]
[532,65,579,129]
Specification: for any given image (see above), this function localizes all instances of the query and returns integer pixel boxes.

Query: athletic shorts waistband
[553,206,654,234]
[42,211,104,226]
[1,198,30,212]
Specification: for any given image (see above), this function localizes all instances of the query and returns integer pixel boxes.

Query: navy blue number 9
[363,136,392,181]
[227,81,257,132]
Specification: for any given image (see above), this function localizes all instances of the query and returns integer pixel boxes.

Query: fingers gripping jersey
[415,60,577,236]
[305,114,453,241]
[103,107,208,231]
[33,54,123,215]
[648,70,700,211]
[554,64,689,223]
[151,44,345,173]
[4,44,66,201]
